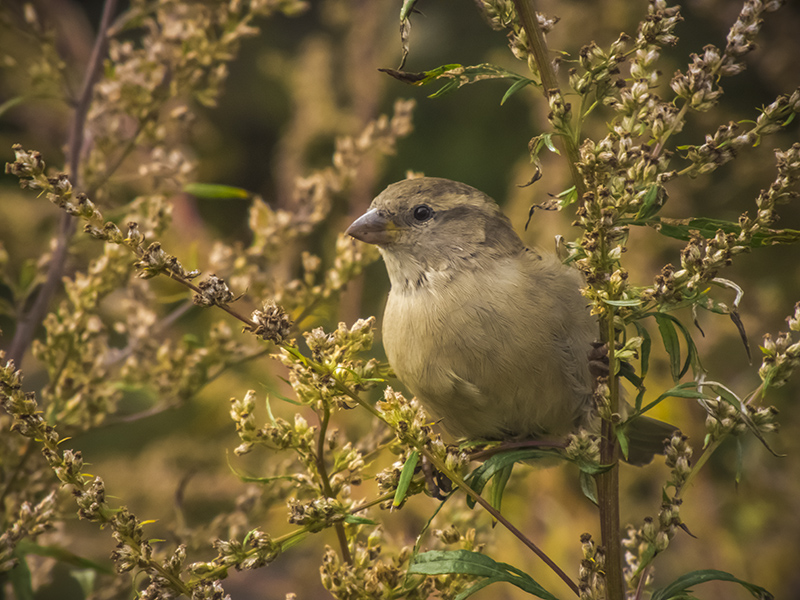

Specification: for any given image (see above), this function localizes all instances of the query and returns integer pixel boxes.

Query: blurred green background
[1,1,799,598]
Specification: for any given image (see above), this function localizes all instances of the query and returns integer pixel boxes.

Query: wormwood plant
[1,1,799,599]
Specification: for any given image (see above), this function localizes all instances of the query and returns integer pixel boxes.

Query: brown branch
[8,0,119,366]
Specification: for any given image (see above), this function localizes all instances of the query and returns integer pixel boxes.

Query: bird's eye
[412,204,433,222]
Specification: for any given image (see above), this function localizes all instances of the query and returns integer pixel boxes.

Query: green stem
[511,0,587,199]
[676,438,723,499]
[315,405,353,564]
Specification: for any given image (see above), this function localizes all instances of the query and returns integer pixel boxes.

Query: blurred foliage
[0,1,799,599]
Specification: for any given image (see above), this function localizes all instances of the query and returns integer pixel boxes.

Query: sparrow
[346,177,672,461]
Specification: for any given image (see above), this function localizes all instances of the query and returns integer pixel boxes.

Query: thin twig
[421,446,580,596]
[511,0,587,200]
[8,0,119,366]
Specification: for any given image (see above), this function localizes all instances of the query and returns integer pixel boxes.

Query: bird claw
[588,341,610,378]
[420,455,452,500]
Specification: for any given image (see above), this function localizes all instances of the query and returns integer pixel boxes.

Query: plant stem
[421,447,580,596]
[8,0,119,366]
[334,381,579,595]
[315,405,353,564]
[511,0,587,199]
[596,311,624,600]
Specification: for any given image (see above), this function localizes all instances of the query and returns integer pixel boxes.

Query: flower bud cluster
[569,36,628,97]
[637,1,682,47]
[0,491,58,571]
[477,0,516,31]
[642,230,749,305]
[578,533,606,600]
[670,46,724,112]
[753,141,800,227]
[190,529,279,576]
[288,498,347,532]
[671,1,783,113]
[759,330,800,389]
[682,94,800,178]
[188,580,230,600]
[194,274,235,307]
[663,432,692,491]
[229,390,315,456]
[134,240,200,280]
[702,397,748,443]
[377,387,435,449]
[506,11,559,76]
[109,507,153,573]
[249,301,293,343]
[565,429,601,467]
[279,318,386,408]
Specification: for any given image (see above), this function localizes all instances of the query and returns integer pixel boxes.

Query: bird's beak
[346,209,397,245]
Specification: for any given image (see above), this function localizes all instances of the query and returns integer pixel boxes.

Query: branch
[8,0,118,366]
[511,0,587,199]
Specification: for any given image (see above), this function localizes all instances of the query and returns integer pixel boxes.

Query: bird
[346,177,672,461]
[346,176,597,437]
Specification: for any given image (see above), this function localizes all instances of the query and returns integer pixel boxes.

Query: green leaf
[344,515,378,525]
[0,95,25,118]
[653,313,681,381]
[633,321,652,380]
[183,183,251,199]
[408,550,560,600]
[616,428,630,461]
[501,78,534,105]
[649,312,702,380]
[633,216,800,247]
[466,449,560,508]
[602,298,643,307]
[579,471,598,505]
[634,184,667,220]
[15,540,114,574]
[400,0,419,20]
[394,450,419,506]
[638,382,711,414]
[489,464,513,512]
[380,63,535,100]
[651,569,773,600]
[9,554,34,600]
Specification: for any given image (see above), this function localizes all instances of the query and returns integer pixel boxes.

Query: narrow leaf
[633,321,652,380]
[394,450,419,506]
[489,464,513,512]
[616,428,630,461]
[381,63,534,100]
[635,184,666,220]
[344,515,378,525]
[16,540,115,575]
[9,554,34,600]
[466,449,561,503]
[653,313,681,381]
[638,382,711,414]
[637,216,800,248]
[579,471,598,505]
[501,78,534,105]
[183,183,251,199]
[409,550,559,600]
[651,569,773,600]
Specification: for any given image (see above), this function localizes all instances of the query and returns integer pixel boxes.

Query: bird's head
[346,178,524,281]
